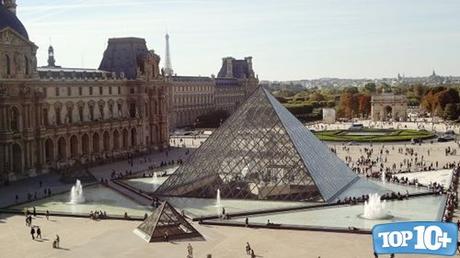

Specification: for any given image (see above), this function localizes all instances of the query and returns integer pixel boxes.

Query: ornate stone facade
[169,57,258,128]
[0,5,169,182]
[371,93,408,122]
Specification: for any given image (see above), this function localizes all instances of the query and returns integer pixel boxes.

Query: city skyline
[18,0,460,81]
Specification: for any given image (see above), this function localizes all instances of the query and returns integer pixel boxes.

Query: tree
[363,83,376,94]
[337,90,358,118]
[358,94,371,118]
[444,103,459,120]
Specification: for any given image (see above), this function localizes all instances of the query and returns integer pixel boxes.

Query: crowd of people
[89,210,107,220]
[23,206,61,249]
[443,167,459,222]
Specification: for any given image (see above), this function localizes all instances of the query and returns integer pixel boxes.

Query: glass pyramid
[156,87,384,202]
[134,201,202,242]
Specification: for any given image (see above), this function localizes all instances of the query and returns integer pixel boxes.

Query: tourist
[245,217,249,227]
[245,242,251,255]
[163,232,169,242]
[30,227,35,240]
[46,210,50,220]
[187,243,193,256]
[37,227,42,239]
[33,206,36,217]
[55,234,60,248]
[250,249,256,258]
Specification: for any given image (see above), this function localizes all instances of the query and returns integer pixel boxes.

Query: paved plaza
[0,214,442,258]
[0,121,459,258]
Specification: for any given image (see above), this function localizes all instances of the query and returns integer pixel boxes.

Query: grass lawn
[313,128,435,142]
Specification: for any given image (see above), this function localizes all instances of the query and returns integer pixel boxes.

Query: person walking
[187,243,193,257]
[250,249,256,258]
[56,234,60,248]
[36,227,42,239]
[245,242,251,255]
[30,227,35,240]
[46,210,49,220]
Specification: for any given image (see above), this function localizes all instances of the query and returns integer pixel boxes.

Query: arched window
[24,56,29,75]
[10,107,19,132]
[6,54,11,75]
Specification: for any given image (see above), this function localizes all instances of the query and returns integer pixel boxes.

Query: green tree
[444,103,458,120]
[363,83,376,94]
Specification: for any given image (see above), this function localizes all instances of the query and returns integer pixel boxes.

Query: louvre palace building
[0,1,258,182]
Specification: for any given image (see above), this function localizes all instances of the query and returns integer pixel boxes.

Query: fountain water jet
[69,179,85,204]
[216,189,222,216]
[381,170,385,184]
[152,172,160,191]
[362,193,388,219]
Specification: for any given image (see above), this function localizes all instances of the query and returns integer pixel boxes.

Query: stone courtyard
[0,120,458,258]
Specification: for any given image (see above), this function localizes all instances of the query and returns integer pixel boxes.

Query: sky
[15,0,460,81]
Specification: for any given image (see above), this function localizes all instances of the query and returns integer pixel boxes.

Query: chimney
[223,57,234,78]
[245,56,253,75]
[4,0,17,15]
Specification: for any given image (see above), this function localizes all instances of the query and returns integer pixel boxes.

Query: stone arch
[103,131,110,152]
[122,128,129,148]
[92,132,100,153]
[45,138,54,162]
[82,134,90,154]
[384,105,392,120]
[131,127,137,146]
[113,130,120,150]
[57,137,67,160]
[12,143,23,172]
[10,106,20,132]
[70,135,78,158]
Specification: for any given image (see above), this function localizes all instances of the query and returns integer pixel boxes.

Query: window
[55,87,60,97]
[117,104,122,116]
[99,105,104,120]
[99,87,103,95]
[67,87,71,96]
[43,108,49,126]
[56,107,62,125]
[118,86,121,94]
[79,87,82,96]
[89,106,94,121]
[67,107,73,123]
[10,107,19,132]
[5,55,11,75]
[89,87,93,95]
[25,56,29,75]
[129,103,136,118]
[109,104,114,118]
[109,87,112,95]
[130,88,135,94]
[79,106,84,122]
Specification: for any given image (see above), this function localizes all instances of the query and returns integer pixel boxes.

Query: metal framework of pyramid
[156,87,385,203]
[133,202,202,242]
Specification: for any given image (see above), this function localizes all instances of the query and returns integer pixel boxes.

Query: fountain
[381,170,385,184]
[69,179,85,204]
[362,193,389,220]
[216,189,222,216]
[152,172,160,191]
